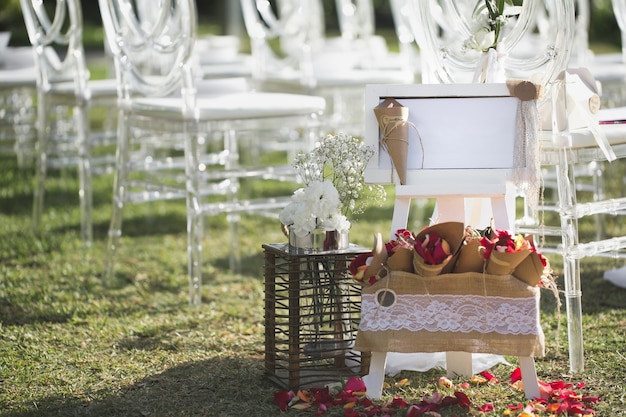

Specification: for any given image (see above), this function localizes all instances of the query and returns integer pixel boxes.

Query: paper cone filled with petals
[412,222,465,277]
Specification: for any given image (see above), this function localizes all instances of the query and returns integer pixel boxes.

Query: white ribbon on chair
[541,69,616,162]
[472,48,507,84]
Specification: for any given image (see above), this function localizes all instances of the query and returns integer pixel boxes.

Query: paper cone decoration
[362,233,389,283]
[374,98,410,185]
[387,247,414,273]
[413,252,452,277]
[485,250,532,276]
[453,238,486,273]
[513,252,545,286]
[413,222,465,275]
[512,235,548,286]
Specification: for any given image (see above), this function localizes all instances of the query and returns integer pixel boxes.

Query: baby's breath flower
[294,133,385,218]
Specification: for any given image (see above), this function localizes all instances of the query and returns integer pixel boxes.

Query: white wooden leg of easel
[519,356,540,400]
[435,197,466,223]
[489,184,516,232]
[363,352,388,400]
[466,198,493,227]
[445,351,474,377]
[390,197,411,239]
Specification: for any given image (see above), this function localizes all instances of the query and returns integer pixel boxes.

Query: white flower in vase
[280,133,386,245]
[279,180,346,238]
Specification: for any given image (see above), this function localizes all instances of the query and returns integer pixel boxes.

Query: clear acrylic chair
[0,45,37,167]
[20,0,118,246]
[410,0,626,373]
[240,0,414,137]
[99,0,326,305]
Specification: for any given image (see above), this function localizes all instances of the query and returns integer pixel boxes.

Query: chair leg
[224,129,241,273]
[187,128,203,306]
[187,207,203,306]
[555,147,585,373]
[76,104,93,247]
[105,110,129,286]
[32,92,47,233]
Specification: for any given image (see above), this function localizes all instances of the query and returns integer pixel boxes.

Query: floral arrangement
[464,0,521,52]
[278,179,349,238]
[279,133,386,238]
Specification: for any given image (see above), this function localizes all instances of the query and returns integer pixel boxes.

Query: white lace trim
[360,293,540,336]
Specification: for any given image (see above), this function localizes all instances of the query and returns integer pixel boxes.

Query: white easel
[361,83,541,400]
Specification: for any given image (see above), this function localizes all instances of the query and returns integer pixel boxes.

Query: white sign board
[364,83,524,195]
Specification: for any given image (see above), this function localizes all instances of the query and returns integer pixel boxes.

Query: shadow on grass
[0,302,73,327]
[5,356,283,417]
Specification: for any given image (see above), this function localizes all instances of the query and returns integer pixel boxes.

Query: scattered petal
[478,402,494,412]
[389,397,407,408]
[510,367,522,383]
[511,380,525,391]
[298,389,311,403]
[437,376,453,389]
[470,375,488,385]
[582,395,600,404]
[343,408,360,417]
[394,378,410,387]
[273,390,294,411]
[291,402,312,410]
[454,391,472,409]
[479,371,498,383]
[345,377,367,394]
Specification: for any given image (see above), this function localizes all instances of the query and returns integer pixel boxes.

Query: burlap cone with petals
[513,252,545,286]
[453,238,486,273]
[374,98,409,184]
[412,222,465,276]
[485,249,532,276]
[512,235,548,286]
[387,247,414,273]
[413,255,452,277]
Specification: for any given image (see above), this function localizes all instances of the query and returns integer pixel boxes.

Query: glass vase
[288,225,350,254]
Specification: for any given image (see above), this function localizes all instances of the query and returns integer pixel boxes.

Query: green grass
[2,147,626,416]
[3,47,626,415]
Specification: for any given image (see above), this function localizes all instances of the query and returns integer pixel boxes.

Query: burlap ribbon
[355,271,545,357]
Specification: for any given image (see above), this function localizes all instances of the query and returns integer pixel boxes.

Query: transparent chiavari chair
[410,0,626,373]
[240,0,414,137]
[20,0,118,246]
[0,44,37,167]
[335,0,417,75]
[99,0,326,305]
[389,0,421,79]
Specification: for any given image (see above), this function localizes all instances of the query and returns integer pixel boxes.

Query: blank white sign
[378,96,519,170]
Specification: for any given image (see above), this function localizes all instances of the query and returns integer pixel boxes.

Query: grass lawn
[1,144,626,416]
[2,43,626,415]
